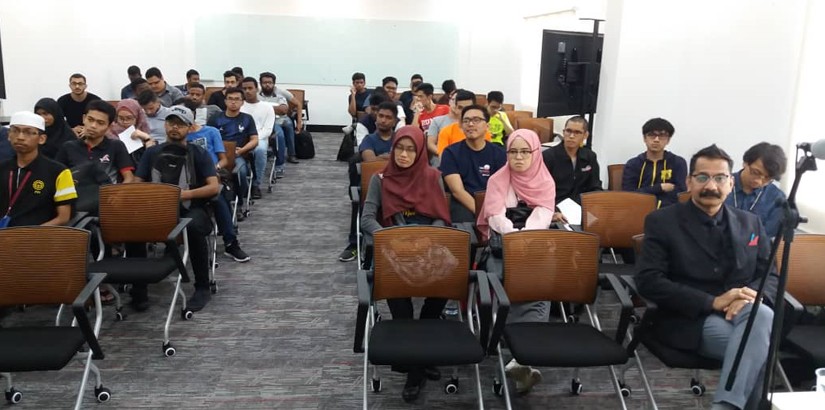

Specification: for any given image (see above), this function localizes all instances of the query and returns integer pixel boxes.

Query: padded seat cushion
[504,322,628,367]
[784,325,825,367]
[369,319,484,366]
[91,257,179,284]
[0,327,86,372]
[643,337,721,370]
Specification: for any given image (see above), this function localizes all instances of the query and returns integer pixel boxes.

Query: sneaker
[287,156,300,164]
[342,124,354,134]
[129,285,150,312]
[187,288,211,312]
[338,245,357,262]
[505,359,542,394]
[225,241,250,262]
[251,186,262,200]
[275,168,285,179]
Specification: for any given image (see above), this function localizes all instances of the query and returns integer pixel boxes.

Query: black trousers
[387,298,448,320]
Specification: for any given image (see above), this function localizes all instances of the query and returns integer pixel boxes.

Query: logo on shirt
[32,179,44,194]
[581,165,592,172]
[99,154,111,164]
[660,169,672,181]
[479,164,491,177]
[238,124,245,133]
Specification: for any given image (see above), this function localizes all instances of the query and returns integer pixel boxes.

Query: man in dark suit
[636,145,778,410]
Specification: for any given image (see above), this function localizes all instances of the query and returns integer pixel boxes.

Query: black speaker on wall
[537,30,603,118]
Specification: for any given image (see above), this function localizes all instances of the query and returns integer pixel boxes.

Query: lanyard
[733,182,763,211]
[5,169,33,216]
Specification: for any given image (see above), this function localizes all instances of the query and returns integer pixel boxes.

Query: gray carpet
[1,133,722,409]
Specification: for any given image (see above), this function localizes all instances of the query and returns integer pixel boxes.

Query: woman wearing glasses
[477,129,557,394]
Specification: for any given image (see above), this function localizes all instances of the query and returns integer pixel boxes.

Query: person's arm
[360,149,379,162]
[132,146,153,182]
[348,88,358,117]
[43,204,72,226]
[488,213,516,235]
[524,206,555,230]
[672,156,688,193]
[360,175,384,235]
[588,151,604,191]
[499,111,514,135]
[444,174,474,214]
[259,108,275,140]
[120,170,135,184]
[48,168,77,226]
[216,152,228,170]
[238,134,258,155]
[132,129,156,147]
[182,176,220,201]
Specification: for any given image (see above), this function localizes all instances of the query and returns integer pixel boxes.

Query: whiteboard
[194,14,459,86]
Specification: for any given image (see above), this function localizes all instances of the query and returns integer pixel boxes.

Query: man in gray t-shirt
[259,72,301,164]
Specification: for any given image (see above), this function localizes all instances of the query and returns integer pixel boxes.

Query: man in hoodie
[621,118,687,208]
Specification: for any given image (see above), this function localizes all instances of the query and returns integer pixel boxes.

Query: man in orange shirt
[436,90,491,155]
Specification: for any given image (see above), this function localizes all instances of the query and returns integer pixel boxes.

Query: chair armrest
[470,270,492,350]
[618,275,659,353]
[75,216,98,231]
[67,211,89,228]
[166,218,193,242]
[72,272,107,360]
[782,291,804,339]
[354,269,373,353]
[165,218,193,284]
[486,273,511,355]
[350,186,360,204]
[602,273,635,344]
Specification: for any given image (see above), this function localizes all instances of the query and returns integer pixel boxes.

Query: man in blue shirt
[440,105,507,222]
[120,65,141,99]
[207,87,259,200]
[725,142,787,239]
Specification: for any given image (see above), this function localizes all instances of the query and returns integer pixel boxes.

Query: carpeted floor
[1,132,726,409]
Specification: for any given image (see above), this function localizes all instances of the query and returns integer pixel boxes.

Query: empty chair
[351,159,388,268]
[504,110,532,128]
[608,164,625,191]
[515,117,554,144]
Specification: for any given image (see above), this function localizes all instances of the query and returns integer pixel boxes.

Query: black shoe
[129,285,149,312]
[402,370,426,403]
[225,241,250,262]
[287,156,300,164]
[338,245,357,262]
[251,186,262,200]
[187,288,211,312]
[424,366,441,381]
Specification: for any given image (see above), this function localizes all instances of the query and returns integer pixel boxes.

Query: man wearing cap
[0,112,77,227]
[132,105,221,312]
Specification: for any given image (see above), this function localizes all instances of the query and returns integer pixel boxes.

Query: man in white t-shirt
[259,72,301,165]
[240,77,275,199]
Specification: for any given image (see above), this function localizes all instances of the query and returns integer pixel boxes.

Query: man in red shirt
[411,83,449,134]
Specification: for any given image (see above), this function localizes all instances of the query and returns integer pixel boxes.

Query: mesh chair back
[581,191,657,249]
[502,230,600,304]
[502,103,515,111]
[286,89,305,117]
[516,117,554,143]
[0,226,89,306]
[607,164,625,191]
[778,234,825,305]
[373,226,471,301]
[632,234,645,258]
[99,183,180,244]
[678,191,691,203]
[504,110,533,127]
[473,191,486,218]
[360,160,388,204]
[223,141,237,172]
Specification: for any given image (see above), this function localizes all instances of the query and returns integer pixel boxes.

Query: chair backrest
[580,191,658,249]
[223,141,237,171]
[632,234,645,258]
[204,87,223,103]
[372,226,471,301]
[778,234,825,306]
[502,103,515,111]
[432,93,444,104]
[360,160,388,204]
[607,164,625,191]
[516,117,554,143]
[286,88,305,117]
[106,100,120,108]
[473,191,486,218]
[678,191,691,203]
[0,226,89,306]
[98,183,181,244]
[503,230,600,304]
[475,94,488,106]
[504,110,533,127]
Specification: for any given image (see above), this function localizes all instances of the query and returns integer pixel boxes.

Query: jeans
[212,194,235,246]
[272,125,286,171]
[253,135,267,188]
[234,156,250,197]
[277,117,296,157]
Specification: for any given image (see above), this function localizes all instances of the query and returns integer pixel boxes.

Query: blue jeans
[272,126,286,172]
[253,134,268,187]
[234,156,250,197]
[213,194,235,245]
[278,117,296,157]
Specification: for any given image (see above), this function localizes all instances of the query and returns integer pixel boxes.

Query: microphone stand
[723,144,817,409]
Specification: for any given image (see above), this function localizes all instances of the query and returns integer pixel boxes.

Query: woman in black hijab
[34,97,76,159]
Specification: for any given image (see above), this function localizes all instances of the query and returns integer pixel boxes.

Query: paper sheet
[117,126,143,154]
[557,198,582,226]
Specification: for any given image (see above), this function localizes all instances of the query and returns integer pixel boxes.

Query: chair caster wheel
[567,314,579,323]
[374,313,382,323]
[629,313,640,324]
[121,284,132,293]
[210,281,218,294]
[492,380,504,396]
[571,378,583,395]
[444,377,459,394]
[181,309,194,320]
[619,381,631,397]
[5,388,22,404]
[690,378,706,396]
[371,378,381,393]
[95,386,112,403]
[243,211,250,218]
[163,342,176,357]
[267,187,273,193]
[115,311,126,321]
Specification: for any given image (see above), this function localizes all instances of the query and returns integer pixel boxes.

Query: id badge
[0,215,10,229]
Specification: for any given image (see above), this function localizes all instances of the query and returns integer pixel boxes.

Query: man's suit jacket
[636,201,778,351]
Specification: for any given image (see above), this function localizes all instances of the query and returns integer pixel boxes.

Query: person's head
[137,90,162,116]
[33,98,61,128]
[231,66,244,77]
[414,83,435,107]
[223,70,240,89]
[8,111,46,154]
[69,73,87,96]
[165,105,195,142]
[114,100,140,129]
[367,88,388,117]
[145,67,167,94]
[487,91,505,114]
[641,117,675,155]
[741,142,787,190]
[451,89,476,116]
[241,77,259,102]
[410,74,423,90]
[185,69,200,87]
[562,116,589,150]
[382,76,398,100]
[688,144,735,211]
[375,101,398,134]
[127,65,141,82]
[259,72,276,94]
[441,79,456,95]
[461,104,490,141]
[130,78,150,96]
[392,126,425,169]
[506,129,541,173]
[352,72,366,92]
[187,83,206,105]
[83,100,116,140]
[224,87,244,112]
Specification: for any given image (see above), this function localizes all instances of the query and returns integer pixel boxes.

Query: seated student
[381,76,406,124]
[258,71,301,164]
[438,79,457,105]
[338,101,399,262]
[34,98,76,159]
[399,74,422,125]
[348,72,371,118]
[176,69,199,95]
[621,118,687,208]
[0,127,11,163]
[207,87,259,202]
[440,105,507,222]
[138,90,172,143]
[145,67,184,107]
[477,129,556,394]
[131,109,222,312]
[58,73,102,133]
[637,145,777,410]
[411,83,450,134]
[208,71,241,111]
[426,92,458,157]
[239,77,276,198]
[0,111,77,227]
[354,89,400,145]
[725,142,788,239]
[120,65,142,100]
[186,83,221,126]
[542,116,602,222]
[106,99,157,152]
[486,91,514,146]
[360,125,452,403]
[130,77,151,99]
[436,90,493,155]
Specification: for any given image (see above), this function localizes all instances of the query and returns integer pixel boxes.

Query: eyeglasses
[9,127,41,137]
[394,145,417,154]
[70,82,86,87]
[226,97,243,102]
[117,115,135,123]
[746,164,771,181]
[506,149,534,157]
[691,173,731,185]
[462,117,486,125]
[645,131,671,140]
[166,122,189,130]
[563,128,585,136]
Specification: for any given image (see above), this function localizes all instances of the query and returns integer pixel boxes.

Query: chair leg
[632,350,659,409]
[609,247,619,264]
[775,361,793,392]
[73,351,94,410]
[473,362,484,410]
[163,275,185,356]
[494,344,513,410]
[608,364,629,410]
[209,222,218,294]
[362,305,376,409]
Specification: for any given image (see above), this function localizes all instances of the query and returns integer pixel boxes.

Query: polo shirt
[157,83,185,107]
[207,112,259,146]
[439,141,506,195]
[0,155,77,227]
[187,126,225,165]
[55,138,135,184]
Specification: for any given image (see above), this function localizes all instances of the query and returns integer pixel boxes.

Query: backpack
[151,143,197,209]
[295,131,315,159]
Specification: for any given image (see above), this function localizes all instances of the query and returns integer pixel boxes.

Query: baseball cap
[10,111,46,131]
[166,105,194,126]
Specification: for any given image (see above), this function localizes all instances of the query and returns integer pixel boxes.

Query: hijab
[33,98,75,159]
[379,125,451,227]
[477,129,556,240]
[107,99,151,139]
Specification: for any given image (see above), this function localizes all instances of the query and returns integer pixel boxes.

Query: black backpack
[151,143,197,209]
[295,131,315,159]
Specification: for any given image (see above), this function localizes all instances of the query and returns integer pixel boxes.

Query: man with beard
[57,73,101,132]
[186,83,222,126]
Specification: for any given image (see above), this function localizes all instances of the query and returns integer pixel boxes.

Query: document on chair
[117,126,143,154]
[557,198,582,226]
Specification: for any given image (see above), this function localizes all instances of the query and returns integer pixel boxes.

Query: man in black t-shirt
[207,71,241,111]
[57,73,101,133]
